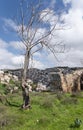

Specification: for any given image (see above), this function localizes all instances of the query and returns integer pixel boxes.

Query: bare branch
[31,42,43,55]
[14,0,65,81]
[31,23,57,49]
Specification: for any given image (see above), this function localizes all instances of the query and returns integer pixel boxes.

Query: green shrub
[0,83,7,94]
[70,118,82,128]
[61,97,78,105]
[71,92,83,98]
[40,98,53,108]
[56,92,65,100]
[31,83,37,91]
[9,79,15,85]
[0,83,6,89]
[74,118,82,128]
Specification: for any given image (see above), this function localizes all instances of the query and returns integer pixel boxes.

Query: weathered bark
[23,49,30,81]
[22,49,30,109]
[22,80,30,109]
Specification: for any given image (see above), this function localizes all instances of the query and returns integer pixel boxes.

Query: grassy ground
[0,88,83,130]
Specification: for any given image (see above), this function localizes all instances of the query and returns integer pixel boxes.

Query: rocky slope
[2,67,83,92]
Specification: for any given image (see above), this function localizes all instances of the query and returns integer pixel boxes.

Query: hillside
[0,90,83,130]
[3,67,83,92]
[0,67,83,129]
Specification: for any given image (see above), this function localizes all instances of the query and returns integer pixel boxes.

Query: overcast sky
[0,0,83,70]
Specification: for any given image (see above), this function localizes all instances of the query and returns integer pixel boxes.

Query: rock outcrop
[0,71,18,84]
[60,70,83,92]
[2,67,83,93]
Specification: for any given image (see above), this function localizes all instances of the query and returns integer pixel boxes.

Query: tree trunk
[23,49,30,81]
[22,49,30,109]
[22,84,30,109]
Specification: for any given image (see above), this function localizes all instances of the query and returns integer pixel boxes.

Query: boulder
[36,82,46,91]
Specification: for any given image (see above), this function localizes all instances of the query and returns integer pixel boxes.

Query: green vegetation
[70,118,82,128]
[0,83,83,130]
[0,83,6,94]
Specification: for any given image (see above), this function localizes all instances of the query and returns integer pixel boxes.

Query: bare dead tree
[14,0,65,109]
